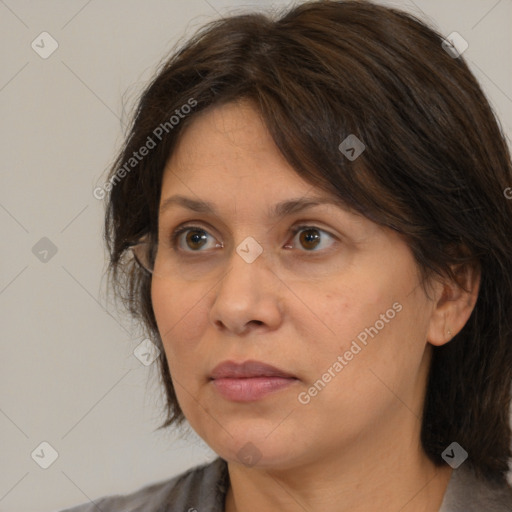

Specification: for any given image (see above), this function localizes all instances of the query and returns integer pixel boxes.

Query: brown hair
[104,0,512,486]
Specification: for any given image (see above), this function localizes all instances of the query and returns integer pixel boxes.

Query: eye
[170,225,222,252]
[286,225,336,252]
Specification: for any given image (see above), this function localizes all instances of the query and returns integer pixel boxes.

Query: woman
[62,0,512,510]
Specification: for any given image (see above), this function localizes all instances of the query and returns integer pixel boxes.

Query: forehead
[172,99,273,155]
[160,99,324,200]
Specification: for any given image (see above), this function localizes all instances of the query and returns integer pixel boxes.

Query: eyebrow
[159,194,348,219]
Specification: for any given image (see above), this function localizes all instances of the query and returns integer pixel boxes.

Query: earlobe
[426,263,480,347]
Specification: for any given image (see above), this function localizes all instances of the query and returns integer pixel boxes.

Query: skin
[151,99,480,512]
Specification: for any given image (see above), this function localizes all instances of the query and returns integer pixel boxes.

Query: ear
[427,262,481,347]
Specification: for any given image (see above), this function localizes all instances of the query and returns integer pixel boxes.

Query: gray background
[1,1,511,511]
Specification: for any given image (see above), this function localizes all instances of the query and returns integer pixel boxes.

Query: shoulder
[57,457,229,512]
[440,465,512,512]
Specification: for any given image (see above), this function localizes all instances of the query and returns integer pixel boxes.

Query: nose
[208,243,284,336]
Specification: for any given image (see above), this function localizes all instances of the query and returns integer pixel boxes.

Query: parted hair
[104,0,512,486]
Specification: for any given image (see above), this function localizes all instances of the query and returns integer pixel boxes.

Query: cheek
[310,259,424,378]
[318,277,391,345]
[151,280,208,359]
[305,289,427,421]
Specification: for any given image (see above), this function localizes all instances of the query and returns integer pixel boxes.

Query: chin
[204,427,305,470]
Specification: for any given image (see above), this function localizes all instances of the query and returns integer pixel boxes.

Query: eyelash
[169,224,336,253]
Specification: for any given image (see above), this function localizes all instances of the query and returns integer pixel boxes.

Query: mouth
[209,360,298,402]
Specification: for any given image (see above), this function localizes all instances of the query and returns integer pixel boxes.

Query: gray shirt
[58,457,512,512]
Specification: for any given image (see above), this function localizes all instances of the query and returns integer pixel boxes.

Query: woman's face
[152,100,441,469]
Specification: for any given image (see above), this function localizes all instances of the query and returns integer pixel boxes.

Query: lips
[209,360,298,402]
[210,360,296,380]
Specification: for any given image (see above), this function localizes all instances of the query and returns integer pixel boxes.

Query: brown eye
[171,226,221,252]
[299,229,321,250]
[290,226,335,252]
[185,229,208,250]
